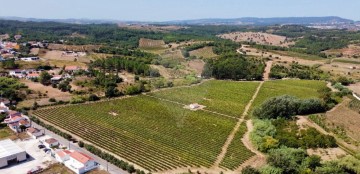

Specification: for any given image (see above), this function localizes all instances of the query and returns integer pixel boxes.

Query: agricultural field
[139,38,166,48]
[33,95,238,172]
[251,80,327,112]
[218,32,294,47]
[189,46,217,59]
[220,123,255,170]
[148,80,260,117]
[47,44,100,52]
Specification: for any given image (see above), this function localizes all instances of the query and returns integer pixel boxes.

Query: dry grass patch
[139,38,166,48]
[189,46,217,59]
[219,32,294,47]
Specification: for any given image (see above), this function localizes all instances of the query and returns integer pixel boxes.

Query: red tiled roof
[65,66,80,71]
[27,127,40,134]
[70,151,93,164]
[19,119,29,125]
[27,73,40,77]
[10,116,23,121]
[56,150,72,158]
[45,138,58,144]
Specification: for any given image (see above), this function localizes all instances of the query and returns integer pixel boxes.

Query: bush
[48,98,57,102]
[88,94,100,101]
[78,141,84,148]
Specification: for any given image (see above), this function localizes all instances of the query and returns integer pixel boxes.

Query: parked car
[43,148,50,152]
[38,145,45,149]
[27,166,43,174]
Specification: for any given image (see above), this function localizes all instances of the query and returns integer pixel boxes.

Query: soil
[307,148,347,161]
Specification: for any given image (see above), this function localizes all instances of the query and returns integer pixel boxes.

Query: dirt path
[212,81,264,168]
[263,61,273,81]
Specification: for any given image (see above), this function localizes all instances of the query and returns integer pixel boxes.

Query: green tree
[39,71,53,85]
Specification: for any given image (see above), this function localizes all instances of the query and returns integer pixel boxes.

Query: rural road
[29,120,129,174]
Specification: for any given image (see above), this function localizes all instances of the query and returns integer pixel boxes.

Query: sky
[0,0,359,21]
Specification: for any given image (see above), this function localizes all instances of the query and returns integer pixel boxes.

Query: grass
[251,80,327,112]
[271,50,325,61]
[220,122,255,170]
[33,95,237,171]
[148,80,260,117]
[189,47,218,59]
[0,127,13,140]
[333,59,360,65]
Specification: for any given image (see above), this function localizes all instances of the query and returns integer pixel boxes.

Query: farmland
[189,46,217,59]
[148,80,260,117]
[33,95,238,171]
[220,123,255,170]
[139,38,166,48]
[251,80,327,112]
[218,32,294,47]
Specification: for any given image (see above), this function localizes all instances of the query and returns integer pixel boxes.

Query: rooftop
[0,139,26,158]
[45,138,58,144]
[70,151,93,164]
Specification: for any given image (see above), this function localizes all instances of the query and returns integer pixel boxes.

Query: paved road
[29,121,129,174]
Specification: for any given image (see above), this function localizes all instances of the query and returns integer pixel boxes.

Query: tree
[88,94,100,101]
[105,86,118,98]
[39,71,52,85]
[19,125,27,132]
[242,166,260,174]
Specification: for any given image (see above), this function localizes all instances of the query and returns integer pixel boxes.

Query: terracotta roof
[56,150,72,158]
[8,110,20,115]
[27,127,40,134]
[70,151,93,164]
[19,120,29,125]
[10,116,23,121]
[65,66,80,71]
[27,73,39,77]
[45,138,58,144]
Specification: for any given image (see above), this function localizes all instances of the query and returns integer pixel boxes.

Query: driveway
[30,121,129,174]
[1,136,55,174]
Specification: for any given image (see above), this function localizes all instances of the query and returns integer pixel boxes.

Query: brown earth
[188,59,205,76]
[349,83,360,94]
[324,44,360,57]
[307,148,347,161]
[189,46,217,59]
[42,50,92,63]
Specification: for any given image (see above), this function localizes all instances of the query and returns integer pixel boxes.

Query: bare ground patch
[307,148,347,161]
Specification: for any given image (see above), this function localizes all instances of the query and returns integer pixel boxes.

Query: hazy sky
[1,0,359,21]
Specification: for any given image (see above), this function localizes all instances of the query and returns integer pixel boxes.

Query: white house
[43,138,59,148]
[26,127,44,139]
[20,57,40,62]
[0,102,9,113]
[55,150,99,174]
[9,69,25,78]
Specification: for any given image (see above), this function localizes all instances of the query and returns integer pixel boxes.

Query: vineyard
[33,95,238,171]
[148,80,260,117]
[220,122,255,170]
[251,80,327,112]
[189,46,218,59]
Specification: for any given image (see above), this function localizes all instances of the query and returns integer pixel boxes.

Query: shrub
[48,98,56,102]
[88,94,100,101]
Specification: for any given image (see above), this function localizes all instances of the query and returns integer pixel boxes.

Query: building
[9,69,25,78]
[51,75,63,84]
[0,139,27,168]
[55,150,98,174]
[26,127,44,139]
[43,138,59,148]
[0,102,9,113]
[64,66,83,73]
[20,57,40,62]
[26,73,40,80]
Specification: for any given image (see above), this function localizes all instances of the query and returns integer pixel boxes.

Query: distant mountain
[162,16,353,26]
[0,16,354,26]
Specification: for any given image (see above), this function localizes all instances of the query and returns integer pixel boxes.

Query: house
[0,139,27,168]
[51,75,63,83]
[26,73,40,80]
[43,138,59,148]
[64,66,83,73]
[26,127,43,139]
[0,102,9,113]
[4,115,26,124]
[20,57,40,62]
[55,150,99,174]
[189,103,200,109]
[6,110,22,119]
[9,69,25,78]
[14,35,22,40]
[19,119,30,128]
[5,116,28,132]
